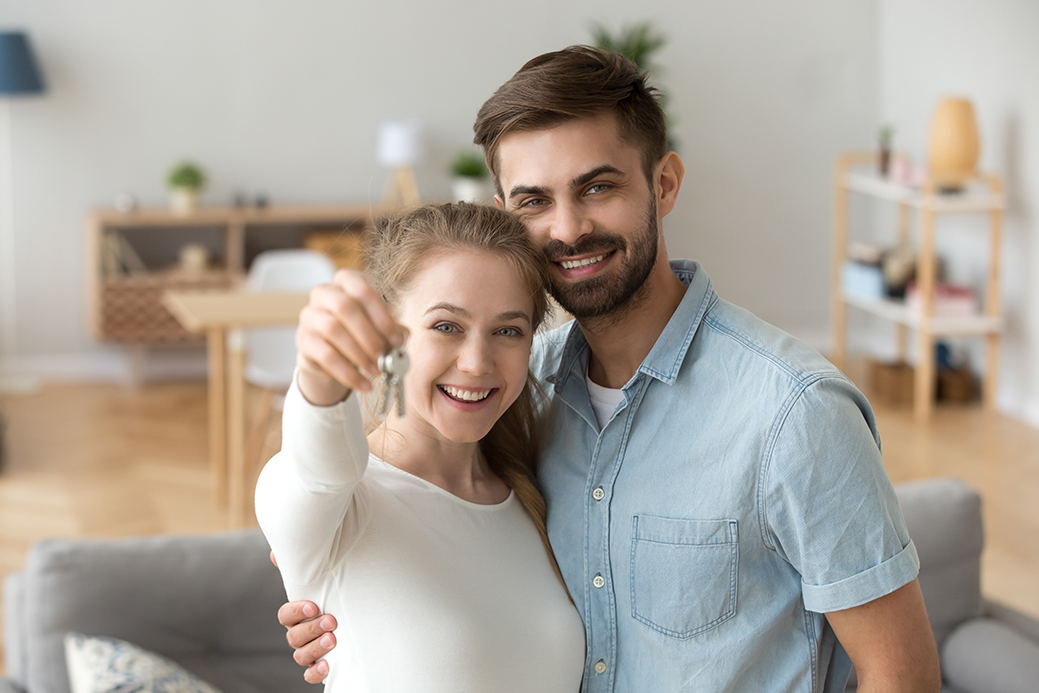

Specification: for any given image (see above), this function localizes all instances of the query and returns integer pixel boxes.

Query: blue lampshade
[0,32,45,95]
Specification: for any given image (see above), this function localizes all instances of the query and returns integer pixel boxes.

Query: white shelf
[841,292,1002,336]
[843,172,1005,213]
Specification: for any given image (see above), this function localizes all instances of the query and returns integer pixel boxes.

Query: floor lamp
[0,31,46,393]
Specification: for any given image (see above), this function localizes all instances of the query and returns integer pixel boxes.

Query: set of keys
[375,344,409,421]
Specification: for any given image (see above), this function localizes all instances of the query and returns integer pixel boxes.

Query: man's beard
[542,198,658,321]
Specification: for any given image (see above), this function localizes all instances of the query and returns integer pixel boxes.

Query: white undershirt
[586,372,625,430]
[255,381,585,693]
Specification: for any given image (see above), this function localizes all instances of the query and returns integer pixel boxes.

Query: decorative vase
[169,187,200,216]
[451,177,489,203]
[928,97,980,190]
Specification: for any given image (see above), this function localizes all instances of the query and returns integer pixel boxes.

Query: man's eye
[520,198,547,208]
[587,183,609,195]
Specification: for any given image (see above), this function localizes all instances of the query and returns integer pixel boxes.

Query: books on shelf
[841,261,885,300]
[906,283,978,318]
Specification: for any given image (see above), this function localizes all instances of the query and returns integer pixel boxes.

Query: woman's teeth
[559,253,607,270]
[440,385,492,402]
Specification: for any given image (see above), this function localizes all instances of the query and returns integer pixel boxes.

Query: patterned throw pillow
[64,632,223,693]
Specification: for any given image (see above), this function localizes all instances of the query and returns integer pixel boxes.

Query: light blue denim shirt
[531,260,919,693]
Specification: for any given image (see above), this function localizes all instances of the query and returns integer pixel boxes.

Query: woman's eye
[496,327,523,337]
[433,323,459,334]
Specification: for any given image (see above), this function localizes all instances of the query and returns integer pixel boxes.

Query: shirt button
[592,574,605,588]
[592,487,605,500]
[594,660,607,674]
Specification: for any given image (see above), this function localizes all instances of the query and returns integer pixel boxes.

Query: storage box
[937,367,978,403]
[868,359,915,406]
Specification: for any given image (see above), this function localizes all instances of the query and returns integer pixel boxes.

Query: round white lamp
[377,119,423,207]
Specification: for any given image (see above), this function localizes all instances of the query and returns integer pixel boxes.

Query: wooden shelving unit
[831,151,1005,421]
[86,204,395,345]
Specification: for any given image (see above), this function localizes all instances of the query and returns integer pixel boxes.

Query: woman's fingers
[295,272,403,399]
[332,269,404,349]
[298,305,377,385]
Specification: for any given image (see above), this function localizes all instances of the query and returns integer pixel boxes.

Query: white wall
[0,1,880,383]
[877,0,1039,426]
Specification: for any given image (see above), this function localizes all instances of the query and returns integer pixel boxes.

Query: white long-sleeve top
[254,380,585,693]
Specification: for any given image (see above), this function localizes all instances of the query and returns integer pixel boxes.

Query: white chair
[243,249,337,470]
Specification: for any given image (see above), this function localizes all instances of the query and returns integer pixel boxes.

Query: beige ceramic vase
[928,97,980,188]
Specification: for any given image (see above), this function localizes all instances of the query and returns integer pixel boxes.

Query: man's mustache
[542,232,626,263]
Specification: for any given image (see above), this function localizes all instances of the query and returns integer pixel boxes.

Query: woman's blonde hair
[365,202,561,581]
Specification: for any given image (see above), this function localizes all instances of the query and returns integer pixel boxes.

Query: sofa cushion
[894,477,983,646]
[64,633,222,693]
[941,618,1039,693]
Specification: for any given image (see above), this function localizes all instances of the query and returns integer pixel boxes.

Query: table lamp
[377,119,423,207]
[0,31,46,388]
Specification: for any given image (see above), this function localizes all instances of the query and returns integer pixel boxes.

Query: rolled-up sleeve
[762,376,919,613]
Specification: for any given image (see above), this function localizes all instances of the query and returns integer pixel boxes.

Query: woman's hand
[295,269,405,406]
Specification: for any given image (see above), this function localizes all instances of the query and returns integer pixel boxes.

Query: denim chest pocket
[630,515,739,639]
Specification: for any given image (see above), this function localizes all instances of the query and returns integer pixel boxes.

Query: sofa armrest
[941,617,1039,693]
[985,599,1039,643]
[21,530,288,693]
[2,572,26,690]
[0,678,26,693]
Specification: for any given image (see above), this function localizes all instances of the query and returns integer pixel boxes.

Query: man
[279,46,940,692]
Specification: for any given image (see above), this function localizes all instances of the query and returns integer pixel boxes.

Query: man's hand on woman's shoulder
[278,599,336,684]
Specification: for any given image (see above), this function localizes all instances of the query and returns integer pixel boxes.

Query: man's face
[494,113,661,320]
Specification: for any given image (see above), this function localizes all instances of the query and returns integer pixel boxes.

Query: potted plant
[591,22,678,152]
[166,162,207,215]
[450,151,490,203]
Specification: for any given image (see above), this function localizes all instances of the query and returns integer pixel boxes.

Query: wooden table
[163,290,309,525]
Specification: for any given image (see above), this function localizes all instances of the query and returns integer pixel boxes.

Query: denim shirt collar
[545,259,715,393]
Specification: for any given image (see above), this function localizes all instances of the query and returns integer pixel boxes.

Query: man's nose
[551,202,593,246]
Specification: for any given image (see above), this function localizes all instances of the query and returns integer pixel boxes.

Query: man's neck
[580,258,687,389]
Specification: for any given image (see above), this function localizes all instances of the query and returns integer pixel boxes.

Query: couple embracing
[255,46,940,693]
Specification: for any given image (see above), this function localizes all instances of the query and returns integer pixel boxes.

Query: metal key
[376,346,409,420]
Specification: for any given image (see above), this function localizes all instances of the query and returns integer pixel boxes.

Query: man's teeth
[559,253,607,270]
[441,385,492,402]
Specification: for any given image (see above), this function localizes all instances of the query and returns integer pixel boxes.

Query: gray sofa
[3,478,1038,693]
[881,477,1039,693]
[2,531,308,693]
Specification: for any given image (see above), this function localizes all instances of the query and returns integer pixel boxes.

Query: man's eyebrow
[507,165,626,201]
[571,165,625,189]
[424,303,531,325]
[507,184,549,201]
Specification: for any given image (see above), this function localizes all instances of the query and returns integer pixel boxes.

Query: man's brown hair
[473,45,668,196]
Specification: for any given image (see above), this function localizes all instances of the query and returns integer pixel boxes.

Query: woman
[255,203,585,692]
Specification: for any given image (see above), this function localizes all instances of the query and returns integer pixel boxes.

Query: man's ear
[654,152,685,219]
[494,195,505,210]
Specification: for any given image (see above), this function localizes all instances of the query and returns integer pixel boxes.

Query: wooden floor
[1,370,1038,674]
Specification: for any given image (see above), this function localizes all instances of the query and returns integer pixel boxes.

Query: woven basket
[99,271,236,344]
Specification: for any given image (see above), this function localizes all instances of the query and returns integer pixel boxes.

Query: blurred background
[0,0,1036,688]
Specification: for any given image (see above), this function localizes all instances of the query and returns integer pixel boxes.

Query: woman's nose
[456,336,493,375]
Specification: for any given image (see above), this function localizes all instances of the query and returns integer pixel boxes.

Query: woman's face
[392,249,536,446]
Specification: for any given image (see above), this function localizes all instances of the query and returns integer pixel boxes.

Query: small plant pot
[169,187,200,216]
[451,177,490,203]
